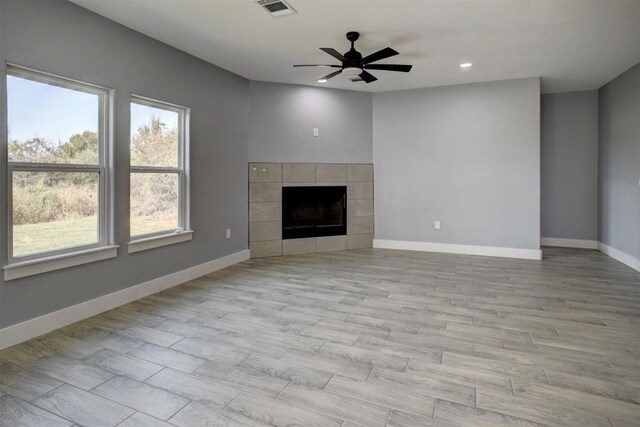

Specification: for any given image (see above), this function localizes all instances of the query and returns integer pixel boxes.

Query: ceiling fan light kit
[342,67,362,77]
[293,31,413,84]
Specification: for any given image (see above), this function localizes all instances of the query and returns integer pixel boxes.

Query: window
[6,65,113,267]
[129,96,190,248]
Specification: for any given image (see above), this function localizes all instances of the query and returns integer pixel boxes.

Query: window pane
[7,75,100,164]
[12,171,99,257]
[131,173,179,237]
[131,102,179,167]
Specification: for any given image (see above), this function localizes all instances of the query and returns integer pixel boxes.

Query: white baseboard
[598,242,640,272]
[538,238,639,272]
[540,237,598,249]
[0,249,250,350]
[373,239,542,260]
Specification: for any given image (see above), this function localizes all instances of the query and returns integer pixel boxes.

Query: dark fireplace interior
[282,186,347,239]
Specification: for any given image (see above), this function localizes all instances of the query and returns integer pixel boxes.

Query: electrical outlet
[225,228,231,239]
[313,128,319,137]
[434,221,441,230]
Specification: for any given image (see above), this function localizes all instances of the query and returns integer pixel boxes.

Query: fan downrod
[344,31,362,64]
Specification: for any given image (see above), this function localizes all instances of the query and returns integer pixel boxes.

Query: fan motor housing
[343,50,363,66]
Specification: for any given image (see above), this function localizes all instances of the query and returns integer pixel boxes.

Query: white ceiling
[71,0,639,93]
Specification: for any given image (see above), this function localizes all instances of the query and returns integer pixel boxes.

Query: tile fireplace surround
[249,163,374,258]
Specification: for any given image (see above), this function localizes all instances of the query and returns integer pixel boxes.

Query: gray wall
[541,91,598,240]
[598,63,640,260]
[249,81,372,163]
[373,77,541,249]
[0,0,249,328]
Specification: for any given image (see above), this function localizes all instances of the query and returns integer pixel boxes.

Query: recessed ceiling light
[317,79,328,83]
[460,62,472,69]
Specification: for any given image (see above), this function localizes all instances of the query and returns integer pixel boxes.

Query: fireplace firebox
[282,186,347,239]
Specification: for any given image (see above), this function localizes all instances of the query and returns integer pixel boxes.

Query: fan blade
[359,70,378,83]
[319,69,343,81]
[361,47,399,64]
[320,48,346,62]
[293,64,341,68]
[364,64,412,72]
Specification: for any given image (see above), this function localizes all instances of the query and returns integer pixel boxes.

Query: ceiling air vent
[257,0,296,17]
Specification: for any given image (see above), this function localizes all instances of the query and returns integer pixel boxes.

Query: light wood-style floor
[1,247,639,427]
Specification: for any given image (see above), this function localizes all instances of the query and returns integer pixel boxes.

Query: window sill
[3,245,119,281]
[128,230,194,254]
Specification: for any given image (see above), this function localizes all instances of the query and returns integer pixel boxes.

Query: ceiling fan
[293,31,413,84]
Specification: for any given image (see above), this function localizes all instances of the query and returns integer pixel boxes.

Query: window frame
[5,65,113,264]
[128,95,190,242]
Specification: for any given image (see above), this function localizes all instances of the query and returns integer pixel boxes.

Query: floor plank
[92,376,189,420]
[545,369,640,404]
[277,384,391,426]
[1,394,73,427]
[117,412,176,427]
[83,348,163,381]
[27,355,115,391]
[476,388,612,427]
[192,360,288,398]
[126,342,207,373]
[145,368,240,409]
[32,384,134,427]
[324,374,436,417]
[0,360,62,401]
[168,401,264,427]
[226,392,342,427]
[433,399,546,427]
[367,367,476,406]
[238,353,333,389]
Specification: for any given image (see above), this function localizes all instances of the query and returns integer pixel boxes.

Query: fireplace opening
[282,186,347,239]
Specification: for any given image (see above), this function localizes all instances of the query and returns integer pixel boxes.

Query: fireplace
[282,186,347,239]
[249,162,373,258]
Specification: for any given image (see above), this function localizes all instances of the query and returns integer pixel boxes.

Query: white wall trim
[540,237,598,249]
[373,239,542,260]
[3,245,119,281]
[0,249,250,350]
[537,238,639,272]
[598,242,640,272]
[128,230,194,253]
